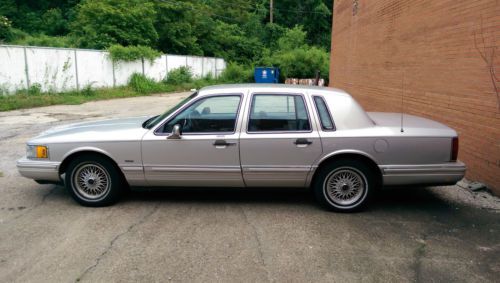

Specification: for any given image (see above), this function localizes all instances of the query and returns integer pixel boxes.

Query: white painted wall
[76,50,114,88]
[0,46,26,93]
[0,45,226,94]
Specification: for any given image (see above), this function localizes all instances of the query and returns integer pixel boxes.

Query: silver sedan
[17,84,466,212]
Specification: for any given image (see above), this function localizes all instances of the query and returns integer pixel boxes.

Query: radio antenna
[400,70,405,133]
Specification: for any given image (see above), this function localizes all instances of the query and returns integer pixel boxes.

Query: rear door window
[248,94,311,132]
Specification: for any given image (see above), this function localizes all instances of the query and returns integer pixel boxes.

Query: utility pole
[270,0,273,23]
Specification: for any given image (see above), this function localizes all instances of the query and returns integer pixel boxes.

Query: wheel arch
[309,151,383,189]
[59,148,127,185]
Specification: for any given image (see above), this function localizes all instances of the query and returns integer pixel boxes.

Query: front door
[141,94,244,187]
[239,93,322,187]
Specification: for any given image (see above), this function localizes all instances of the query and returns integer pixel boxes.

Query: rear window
[313,96,335,130]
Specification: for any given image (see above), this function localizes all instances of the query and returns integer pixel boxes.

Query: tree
[270,0,332,49]
[71,0,158,49]
[0,15,13,42]
[153,0,203,55]
[260,26,329,80]
[42,8,68,35]
[207,21,264,63]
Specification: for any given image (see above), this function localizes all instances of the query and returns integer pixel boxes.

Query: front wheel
[313,159,376,212]
[65,155,123,207]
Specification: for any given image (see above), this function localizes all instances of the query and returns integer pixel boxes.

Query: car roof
[198,83,350,97]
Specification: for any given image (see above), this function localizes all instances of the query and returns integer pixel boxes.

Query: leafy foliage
[13,34,76,48]
[71,0,158,49]
[108,44,161,62]
[42,8,68,36]
[0,15,12,41]
[28,83,42,95]
[128,73,164,93]
[165,67,193,85]
[218,63,254,83]
[0,0,332,81]
[259,26,330,81]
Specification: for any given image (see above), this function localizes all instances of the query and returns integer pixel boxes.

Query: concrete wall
[0,45,226,94]
[329,0,500,194]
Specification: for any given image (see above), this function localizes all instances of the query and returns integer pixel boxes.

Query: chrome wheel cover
[324,167,366,206]
[73,163,111,200]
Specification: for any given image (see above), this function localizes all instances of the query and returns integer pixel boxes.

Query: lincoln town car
[17,84,466,212]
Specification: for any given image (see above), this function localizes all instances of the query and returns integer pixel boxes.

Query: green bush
[12,34,76,48]
[218,63,254,83]
[71,0,158,49]
[108,44,161,62]
[128,73,163,93]
[164,67,192,85]
[28,83,42,95]
[80,84,96,96]
[42,8,68,36]
[0,16,13,42]
[258,26,330,82]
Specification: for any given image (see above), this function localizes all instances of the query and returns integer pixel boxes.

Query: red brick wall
[329,0,500,194]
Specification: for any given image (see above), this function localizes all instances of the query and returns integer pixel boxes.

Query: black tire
[313,159,376,212]
[65,154,123,207]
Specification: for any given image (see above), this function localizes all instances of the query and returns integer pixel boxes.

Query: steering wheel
[184,110,201,131]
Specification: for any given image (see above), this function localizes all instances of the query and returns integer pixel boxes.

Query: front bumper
[380,161,466,186]
[17,157,61,182]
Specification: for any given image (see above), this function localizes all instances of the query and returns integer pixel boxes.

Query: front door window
[162,95,241,134]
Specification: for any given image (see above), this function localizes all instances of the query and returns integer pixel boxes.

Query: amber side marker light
[451,137,459,161]
[27,145,49,159]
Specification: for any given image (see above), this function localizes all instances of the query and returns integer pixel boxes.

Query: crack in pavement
[75,203,160,282]
[239,205,271,282]
[413,234,427,283]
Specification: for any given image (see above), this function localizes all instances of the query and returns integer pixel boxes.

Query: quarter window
[248,94,311,132]
[163,95,241,133]
[313,96,335,130]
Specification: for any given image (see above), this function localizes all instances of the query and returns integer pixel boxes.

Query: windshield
[143,92,198,129]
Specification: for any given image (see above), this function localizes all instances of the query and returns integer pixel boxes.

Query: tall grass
[0,65,254,112]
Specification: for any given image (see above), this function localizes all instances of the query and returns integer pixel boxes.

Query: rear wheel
[313,159,376,212]
[65,155,123,207]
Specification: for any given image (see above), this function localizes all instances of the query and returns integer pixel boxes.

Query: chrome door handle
[294,138,312,145]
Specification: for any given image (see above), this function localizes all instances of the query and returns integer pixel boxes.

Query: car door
[141,94,245,187]
[239,92,322,187]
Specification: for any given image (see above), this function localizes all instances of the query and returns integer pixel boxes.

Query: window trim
[154,93,243,136]
[246,92,313,134]
[312,95,336,131]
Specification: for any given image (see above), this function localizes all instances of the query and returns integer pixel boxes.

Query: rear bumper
[380,161,466,186]
[17,157,61,182]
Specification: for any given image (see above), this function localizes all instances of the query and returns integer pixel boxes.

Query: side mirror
[167,124,182,139]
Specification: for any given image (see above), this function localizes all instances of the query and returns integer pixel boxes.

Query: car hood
[30,116,151,144]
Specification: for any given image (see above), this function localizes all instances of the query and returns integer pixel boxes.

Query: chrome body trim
[380,161,466,185]
[148,165,241,173]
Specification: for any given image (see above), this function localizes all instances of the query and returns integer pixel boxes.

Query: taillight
[451,137,459,161]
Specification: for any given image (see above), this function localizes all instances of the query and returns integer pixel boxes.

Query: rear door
[239,92,322,187]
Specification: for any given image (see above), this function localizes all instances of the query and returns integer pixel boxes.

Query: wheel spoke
[73,163,110,200]
[325,167,366,206]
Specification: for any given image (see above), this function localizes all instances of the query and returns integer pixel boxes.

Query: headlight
[26,145,49,159]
